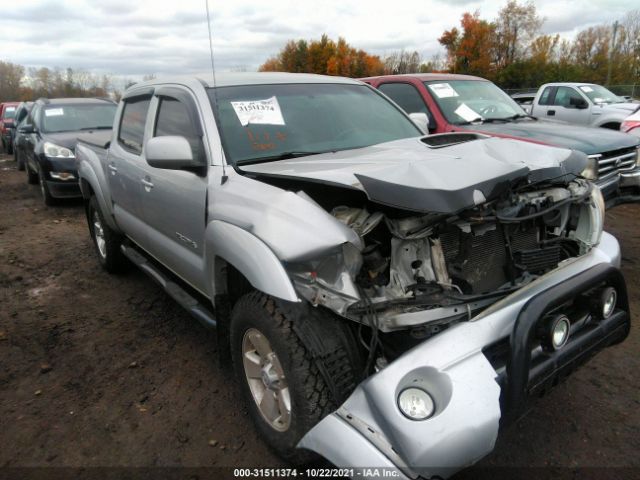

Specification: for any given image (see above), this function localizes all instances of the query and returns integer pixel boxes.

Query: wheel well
[600,122,621,130]
[80,178,94,200]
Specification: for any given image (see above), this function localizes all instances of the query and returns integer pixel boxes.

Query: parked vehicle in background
[12,102,33,167]
[621,110,640,138]
[20,97,116,205]
[361,74,640,208]
[0,101,20,154]
[529,82,640,129]
[510,92,535,114]
[76,73,629,479]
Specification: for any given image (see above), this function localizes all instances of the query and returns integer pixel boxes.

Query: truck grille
[590,147,637,180]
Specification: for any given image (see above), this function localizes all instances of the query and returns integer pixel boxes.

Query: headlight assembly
[581,156,599,180]
[43,142,75,159]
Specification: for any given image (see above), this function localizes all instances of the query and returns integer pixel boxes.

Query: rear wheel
[16,150,25,171]
[88,196,127,273]
[230,292,360,464]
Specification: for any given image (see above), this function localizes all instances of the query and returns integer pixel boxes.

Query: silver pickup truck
[76,73,630,478]
[530,82,640,129]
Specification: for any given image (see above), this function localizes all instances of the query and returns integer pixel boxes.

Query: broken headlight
[581,156,598,180]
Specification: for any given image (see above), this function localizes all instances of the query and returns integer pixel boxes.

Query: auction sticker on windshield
[579,86,594,92]
[455,103,482,122]
[231,96,285,126]
[45,108,64,117]
[428,83,459,98]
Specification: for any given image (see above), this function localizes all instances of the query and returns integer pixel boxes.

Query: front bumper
[46,180,82,198]
[299,232,629,479]
[602,167,640,208]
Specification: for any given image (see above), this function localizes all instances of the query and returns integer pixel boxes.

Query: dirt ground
[0,151,639,479]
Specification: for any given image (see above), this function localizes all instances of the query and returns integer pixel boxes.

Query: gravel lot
[0,151,639,479]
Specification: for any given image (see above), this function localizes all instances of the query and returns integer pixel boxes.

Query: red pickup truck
[362,74,640,208]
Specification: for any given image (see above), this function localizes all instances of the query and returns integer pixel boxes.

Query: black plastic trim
[503,263,630,421]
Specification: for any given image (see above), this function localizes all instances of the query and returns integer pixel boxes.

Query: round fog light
[398,387,435,420]
[601,287,617,319]
[550,315,571,350]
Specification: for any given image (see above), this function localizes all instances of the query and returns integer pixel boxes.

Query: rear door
[137,86,209,293]
[107,91,153,249]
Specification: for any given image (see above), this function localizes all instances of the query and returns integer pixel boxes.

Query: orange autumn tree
[439,11,497,78]
[259,34,384,77]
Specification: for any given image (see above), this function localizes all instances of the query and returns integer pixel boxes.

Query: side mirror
[409,112,430,135]
[145,136,203,170]
[569,97,588,109]
[18,124,35,134]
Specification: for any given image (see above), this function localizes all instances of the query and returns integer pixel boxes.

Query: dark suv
[20,97,117,205]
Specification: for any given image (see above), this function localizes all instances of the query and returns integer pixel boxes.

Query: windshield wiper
[455,117,509,125]
[78,126,112,131]
[504,113,537,121]
[238,150,330,165]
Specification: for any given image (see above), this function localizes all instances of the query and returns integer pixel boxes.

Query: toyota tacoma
[76,73,630,479]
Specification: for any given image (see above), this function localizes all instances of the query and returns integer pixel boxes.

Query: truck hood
[240,136,587,214]
[599,102,639,114]
[460,119,640,155]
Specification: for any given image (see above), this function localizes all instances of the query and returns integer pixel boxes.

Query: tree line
[259,2,640,90]
[0,62,152,103]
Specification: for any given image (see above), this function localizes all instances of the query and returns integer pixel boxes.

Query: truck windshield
[424,80,524,125]
[41,104,117,133]
[578,85,625,104]
[207,83,422,165]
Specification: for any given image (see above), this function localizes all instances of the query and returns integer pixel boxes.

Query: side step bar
[121,244,217,330]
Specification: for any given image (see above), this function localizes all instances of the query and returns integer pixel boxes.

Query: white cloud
[0,0,634,81]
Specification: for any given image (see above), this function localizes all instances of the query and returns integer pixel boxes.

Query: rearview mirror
[18,124,35,134]
[569,97,588,109]
[145,136,203,171]
[409,112,430,135]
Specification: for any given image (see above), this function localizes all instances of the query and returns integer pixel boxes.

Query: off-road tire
[88,195,127,273]
[230,292,359,464]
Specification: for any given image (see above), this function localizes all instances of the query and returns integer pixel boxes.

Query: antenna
[205,0,228,184]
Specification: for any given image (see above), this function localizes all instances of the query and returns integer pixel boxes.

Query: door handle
[547,110,555,116]
[141,178,154,189]
[107,164,118,174]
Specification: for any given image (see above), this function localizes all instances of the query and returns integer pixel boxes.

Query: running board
[120,244,217,330]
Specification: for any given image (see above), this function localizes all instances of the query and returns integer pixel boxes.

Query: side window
[378,83,431,116]
[538,87,554,106]
[154,97,202,160]
[118,97,151,154]
[553,87,584,108]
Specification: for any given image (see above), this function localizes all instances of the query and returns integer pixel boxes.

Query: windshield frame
[39,103,117,134]
[207,82,423,166]
[424,79,526,125]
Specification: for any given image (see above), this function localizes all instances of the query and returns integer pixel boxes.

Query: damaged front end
[288,177,604,339]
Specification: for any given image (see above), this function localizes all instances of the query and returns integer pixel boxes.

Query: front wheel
[26,160,38,184]
[16,150,25,171]
[38,168,57,206]
[230,292,360,464]
[88,196,127,273]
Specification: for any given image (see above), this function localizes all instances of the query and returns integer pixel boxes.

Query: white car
[622,109,640,137]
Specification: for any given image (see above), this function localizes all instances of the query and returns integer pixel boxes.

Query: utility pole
[606,20,619,86]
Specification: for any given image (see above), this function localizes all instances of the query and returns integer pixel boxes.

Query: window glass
[553,87,584,108]
[578,84,624,104]
[154,97,201,159]
[2,106,16,119]
[118,98,151,154]
[424,80,523,124]
[538,87,553,106]
[42,104,116,133]
[378,83,430,115]
[208,83,421,165]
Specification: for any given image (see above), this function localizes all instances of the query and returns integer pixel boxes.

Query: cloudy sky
[0,0,634,80]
